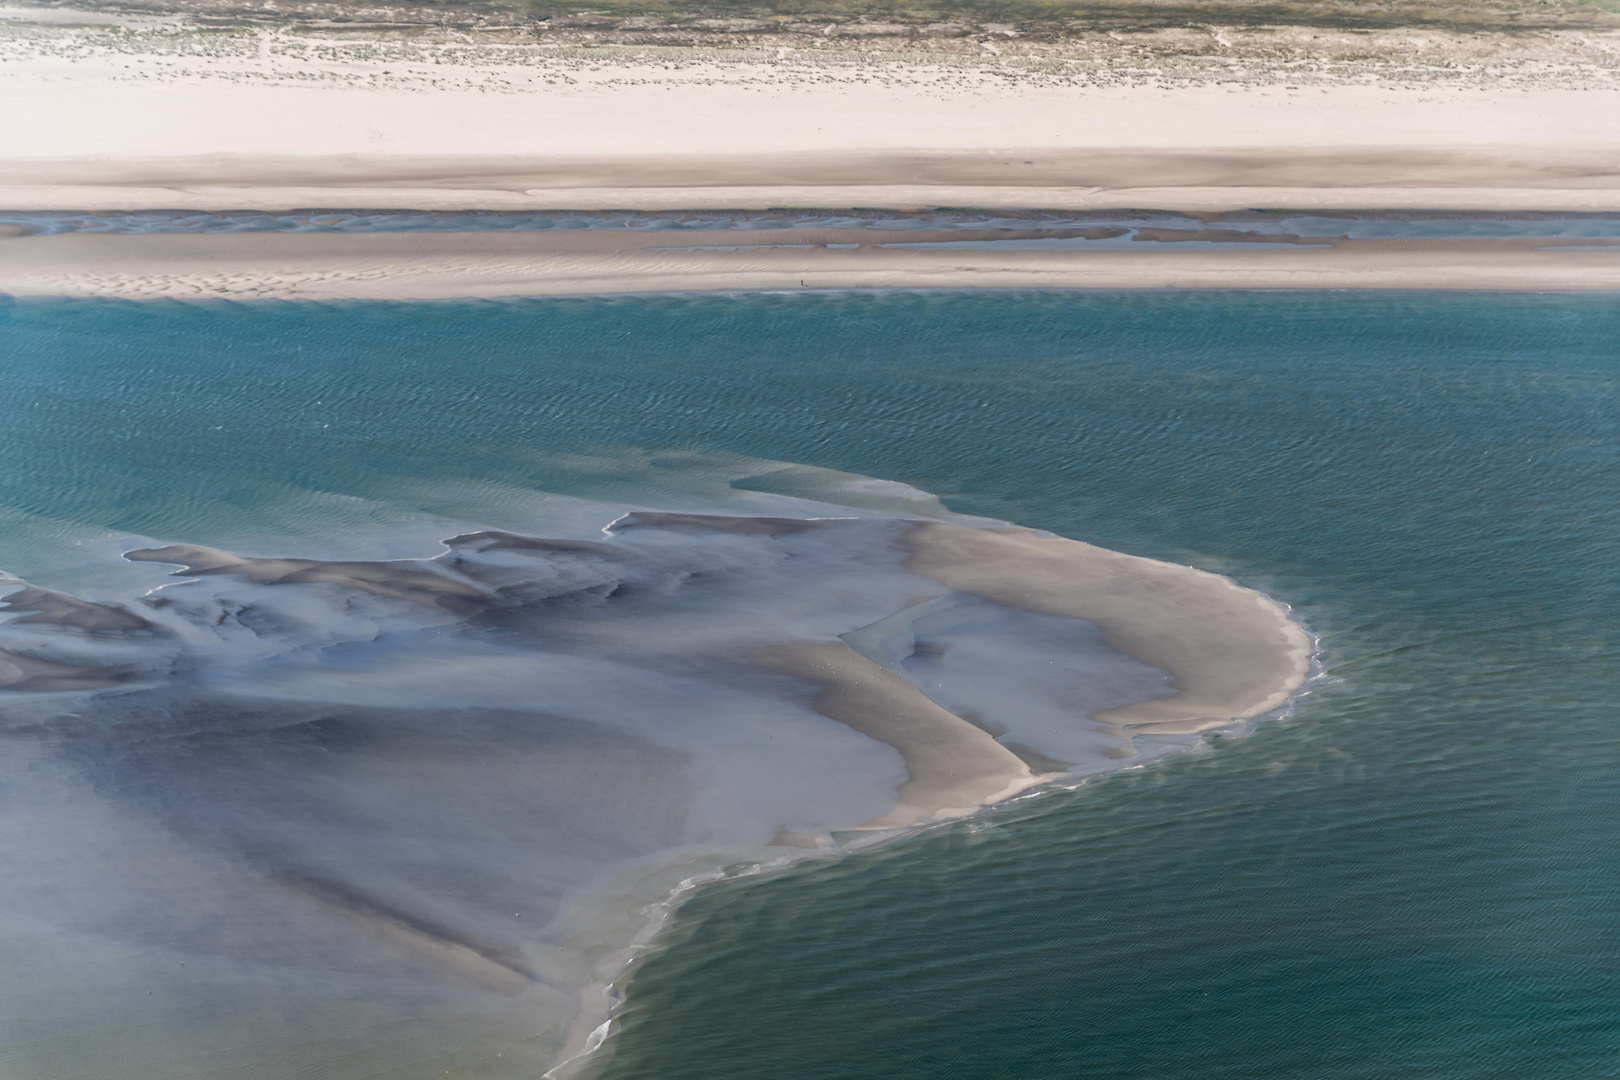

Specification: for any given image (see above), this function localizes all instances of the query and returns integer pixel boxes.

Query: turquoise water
[1,291,1616,1078]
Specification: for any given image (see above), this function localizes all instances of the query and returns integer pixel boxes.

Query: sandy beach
[4,3,1620,293]
[5,225,1620,297]
[4,87,1619,213]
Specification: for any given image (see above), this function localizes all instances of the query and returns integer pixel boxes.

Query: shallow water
[584,292,1620,1080]
[1,291,1616,1079]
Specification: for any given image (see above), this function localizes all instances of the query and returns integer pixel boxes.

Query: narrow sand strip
[6,229,1620,297]
[758,641,1045,828]
[5,185,1605,214]
[905,525,1314,735]
[4,145,1620,213]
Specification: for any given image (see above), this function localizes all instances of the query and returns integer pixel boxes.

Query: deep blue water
[1,291,1616,1079]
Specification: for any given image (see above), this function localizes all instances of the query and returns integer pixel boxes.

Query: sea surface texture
[1,291,1615,1079]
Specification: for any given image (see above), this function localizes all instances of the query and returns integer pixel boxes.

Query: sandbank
[5,14,1620,291]
[904,525,1314,736]
[4,226,1620,297]
[5,145,1620,215]
[98,515,1312,825]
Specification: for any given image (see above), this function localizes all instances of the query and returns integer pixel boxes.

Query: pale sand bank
[906,525,1315,736]
[759,642,1043,828]
[5,146,1620,214]
[5,228,1620,297]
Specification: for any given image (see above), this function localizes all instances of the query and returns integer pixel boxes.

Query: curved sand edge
[905,524,1315,736]
[757,522,1313,833]
[758,642,1049,829]
[109,521,1311,835]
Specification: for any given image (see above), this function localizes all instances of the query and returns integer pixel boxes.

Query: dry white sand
[3,16,1619,214]
[3,84,1618,212]
[3,13,1619,292]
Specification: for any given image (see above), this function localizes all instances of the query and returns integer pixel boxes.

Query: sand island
[0,467,1316,1077]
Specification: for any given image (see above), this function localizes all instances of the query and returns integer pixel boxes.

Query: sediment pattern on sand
[0,472,1306,1079]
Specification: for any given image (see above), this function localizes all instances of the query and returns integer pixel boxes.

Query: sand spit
[905,524,1314,735]
[610,511,828,537]
[6,226,1620,297]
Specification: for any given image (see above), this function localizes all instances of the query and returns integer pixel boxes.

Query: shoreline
[0,475,1322,1078]
[544,514,1321,1077]
[6,227,1620,297]
[555,584,1316,1080]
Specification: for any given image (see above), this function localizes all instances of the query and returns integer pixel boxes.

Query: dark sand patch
[0,578,154,632]
[609,512,832,536]
[0,647,122,691]
[125,544,490,618]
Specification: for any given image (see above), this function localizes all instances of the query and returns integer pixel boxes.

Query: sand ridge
[758,641,1048,828]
